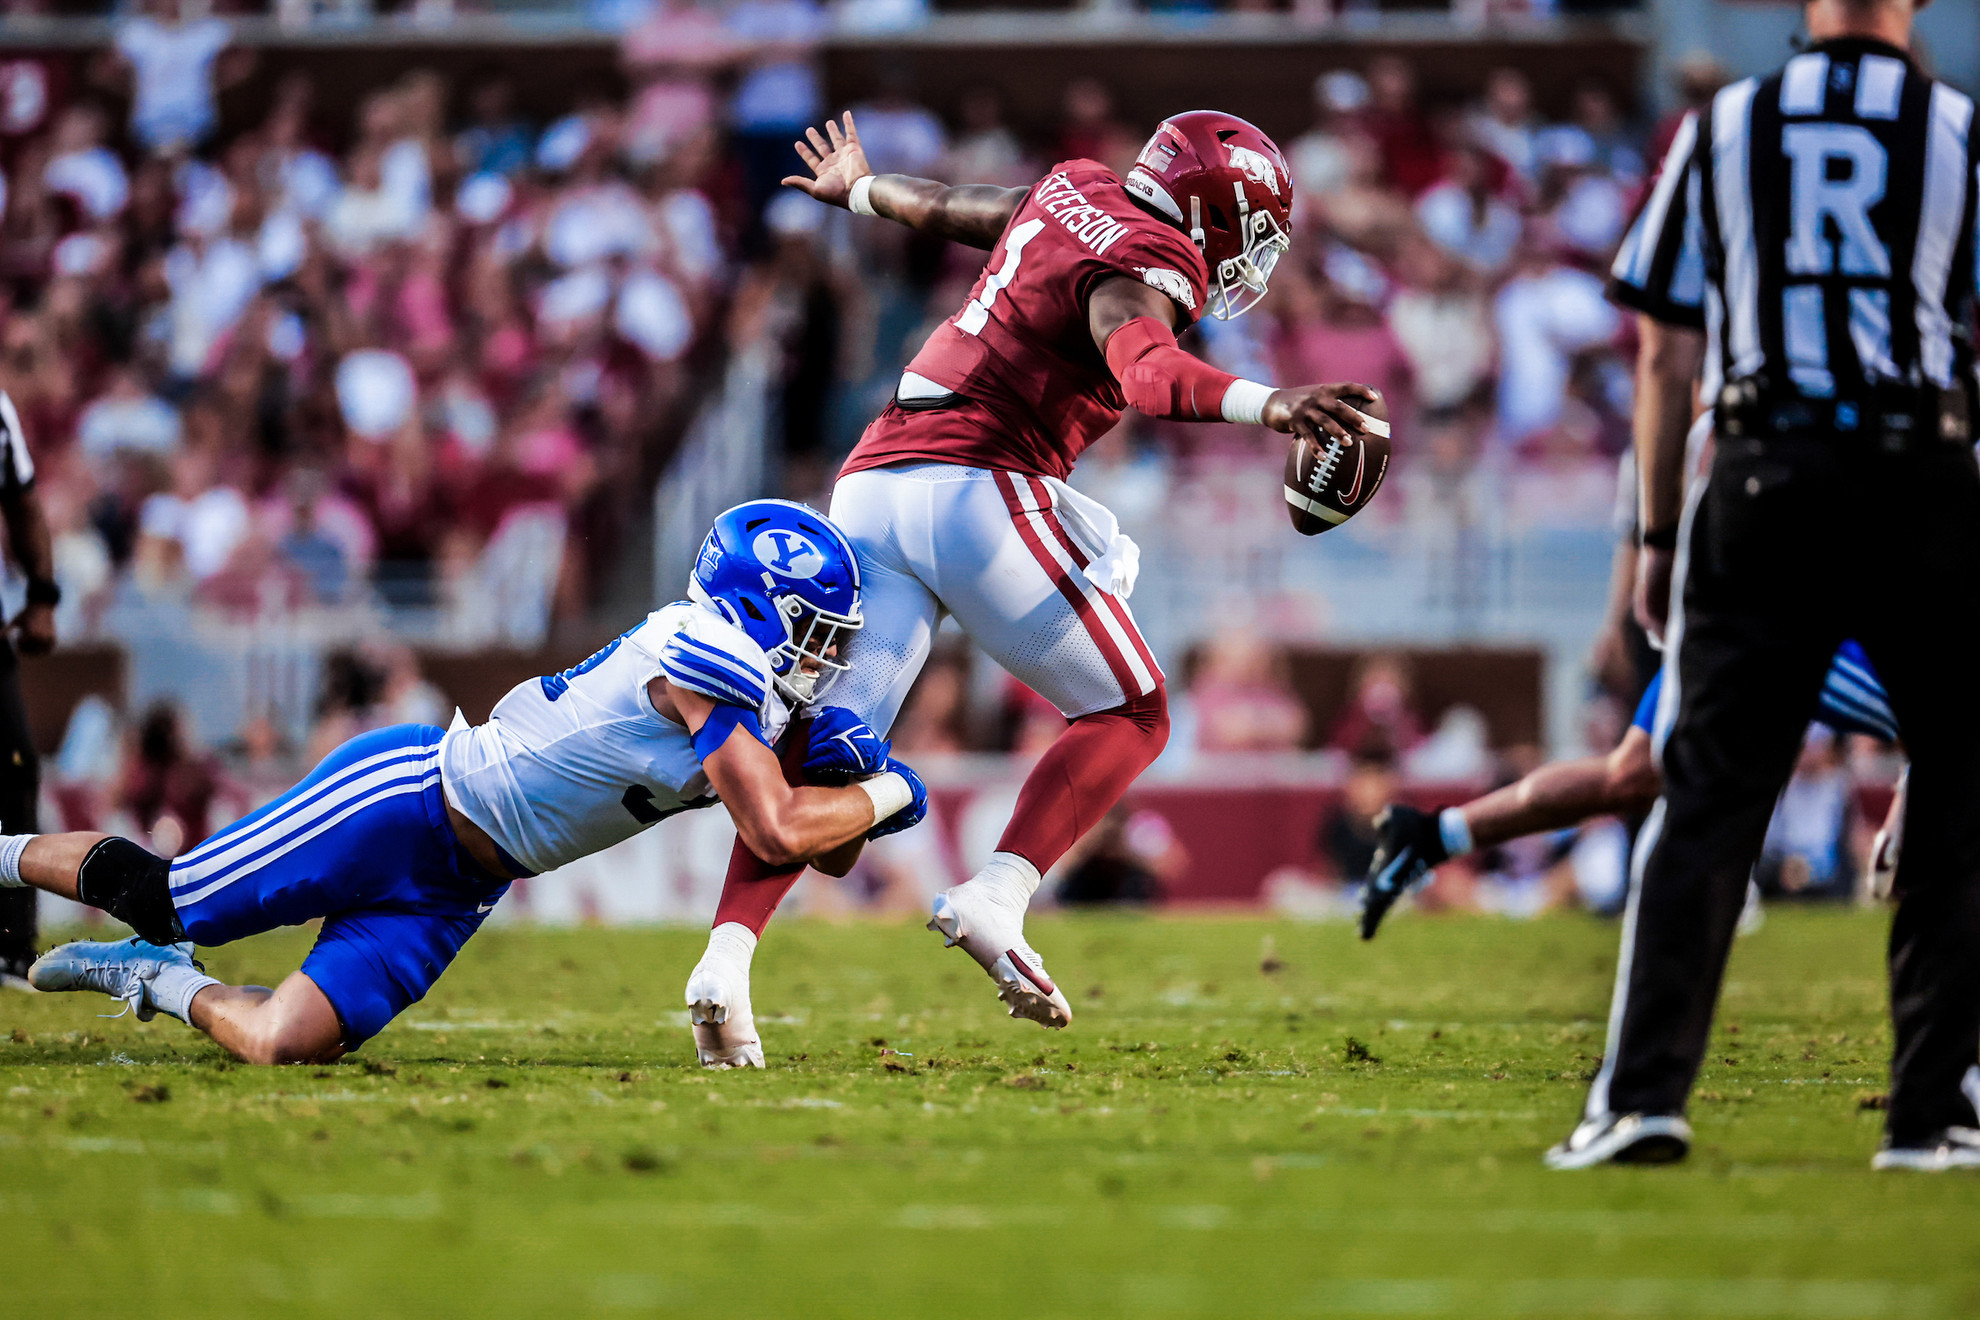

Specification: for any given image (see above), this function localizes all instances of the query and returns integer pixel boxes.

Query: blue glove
[802,706,892,784]
[867,758,927,840]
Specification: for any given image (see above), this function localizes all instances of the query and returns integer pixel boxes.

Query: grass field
[5,909,1979,1318]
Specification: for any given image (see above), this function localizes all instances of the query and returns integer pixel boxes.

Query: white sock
[1437,808,1474,859]
[0,833,33,887]
[969,851,1042,904]
[147,960,220,1025]
[704,921,758,970]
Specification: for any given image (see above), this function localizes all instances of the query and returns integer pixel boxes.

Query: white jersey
[439,601,794,875]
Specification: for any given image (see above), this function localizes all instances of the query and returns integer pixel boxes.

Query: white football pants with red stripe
[827,463,1163,733]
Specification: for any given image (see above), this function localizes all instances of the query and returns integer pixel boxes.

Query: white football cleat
[28,938,195,1021]
[685,956,764,1070]
[929,881,1072,1029]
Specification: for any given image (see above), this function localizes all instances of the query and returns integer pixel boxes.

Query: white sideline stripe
[173,744,428,869]
[173,774,438,907]
[171,757,437,888]
[1308,1278,1936,1318]
[1004,474,1158,696]
[1284,488,1351,524]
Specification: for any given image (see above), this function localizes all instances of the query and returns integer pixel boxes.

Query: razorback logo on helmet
[1137,267,1197,310]
[1226,145,1282,198]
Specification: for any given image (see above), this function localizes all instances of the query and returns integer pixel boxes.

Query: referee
[0,392,56,990]
[1552,0,1980,1170]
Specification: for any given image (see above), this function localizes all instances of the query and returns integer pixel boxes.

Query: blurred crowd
[11,0,745,646]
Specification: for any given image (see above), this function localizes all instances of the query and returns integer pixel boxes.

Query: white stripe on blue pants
[169,723,510,1046]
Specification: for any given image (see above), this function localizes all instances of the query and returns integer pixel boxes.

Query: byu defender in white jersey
[443,601,798,877]
[0,502,926,1068]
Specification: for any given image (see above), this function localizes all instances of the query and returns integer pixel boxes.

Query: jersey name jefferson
[1032,171,1129,255]
[439,602,793,875]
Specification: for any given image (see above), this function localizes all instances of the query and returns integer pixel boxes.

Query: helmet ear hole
[740,598,766,622]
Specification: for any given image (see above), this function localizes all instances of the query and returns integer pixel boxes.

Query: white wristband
[856,771,912,823]
[1220,378,1274,426]
[848,175,878,217]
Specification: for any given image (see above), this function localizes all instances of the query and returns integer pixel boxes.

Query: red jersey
[843,159,1210,482]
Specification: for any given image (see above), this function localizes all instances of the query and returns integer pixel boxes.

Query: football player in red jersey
[683,109,1382,1061]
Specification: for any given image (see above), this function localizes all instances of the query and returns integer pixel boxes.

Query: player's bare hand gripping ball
[1283,389,1392,536]
[1264,381,1381,447]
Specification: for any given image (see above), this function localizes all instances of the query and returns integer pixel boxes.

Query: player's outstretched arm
[1457,728,1662,854]
[1089,276,1379,440]
[1360,728,1661,939]
[781,111,1024,250]
[680,689,922,866]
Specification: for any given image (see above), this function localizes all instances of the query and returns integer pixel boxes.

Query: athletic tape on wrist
[1437,807,1474,859]
[0,833,29,886]
[1220,379,1274,426]
[848,175,878,217]
[856,772,913,822]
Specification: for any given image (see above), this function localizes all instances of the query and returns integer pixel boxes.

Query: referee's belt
[1716,375,1972,450]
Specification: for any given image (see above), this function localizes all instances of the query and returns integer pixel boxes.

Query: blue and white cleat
[685,957,764,1070]
[929,882,1072,1029]
[28,937,196,1021]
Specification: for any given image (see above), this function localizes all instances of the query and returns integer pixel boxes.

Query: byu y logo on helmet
[752,530,827,580]
[690,500,863,705]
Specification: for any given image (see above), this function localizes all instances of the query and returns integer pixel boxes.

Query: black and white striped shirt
[0,391,32,496]
[1610,38,1980,405]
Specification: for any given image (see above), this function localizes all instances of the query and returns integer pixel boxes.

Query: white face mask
[768,597,862,707]
[1209,207,1290,321]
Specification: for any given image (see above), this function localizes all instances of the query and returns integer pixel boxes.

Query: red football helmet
[1123,110,1293,321]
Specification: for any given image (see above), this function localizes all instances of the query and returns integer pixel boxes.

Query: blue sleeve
[691,702,770,761]
[1631,670,1664,735]
[1816,640,1901,743]
[659,631,770,710]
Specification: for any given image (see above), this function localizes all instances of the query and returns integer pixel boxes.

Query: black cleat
[1359,804,1448,940]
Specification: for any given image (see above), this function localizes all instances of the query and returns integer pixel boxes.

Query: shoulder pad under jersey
[657,605,775,711]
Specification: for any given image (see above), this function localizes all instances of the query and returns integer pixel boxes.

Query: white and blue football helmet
[688,499,863,706]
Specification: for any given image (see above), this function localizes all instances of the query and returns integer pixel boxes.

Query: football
[1283,394,1392,536]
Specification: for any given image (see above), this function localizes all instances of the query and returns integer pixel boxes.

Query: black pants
[1593,432,1980,1145]
[0,645,38,963]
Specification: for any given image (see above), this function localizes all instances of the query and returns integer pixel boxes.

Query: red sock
[712,842,805,936]
[711,711,815,936]
[995,684,1169,873]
